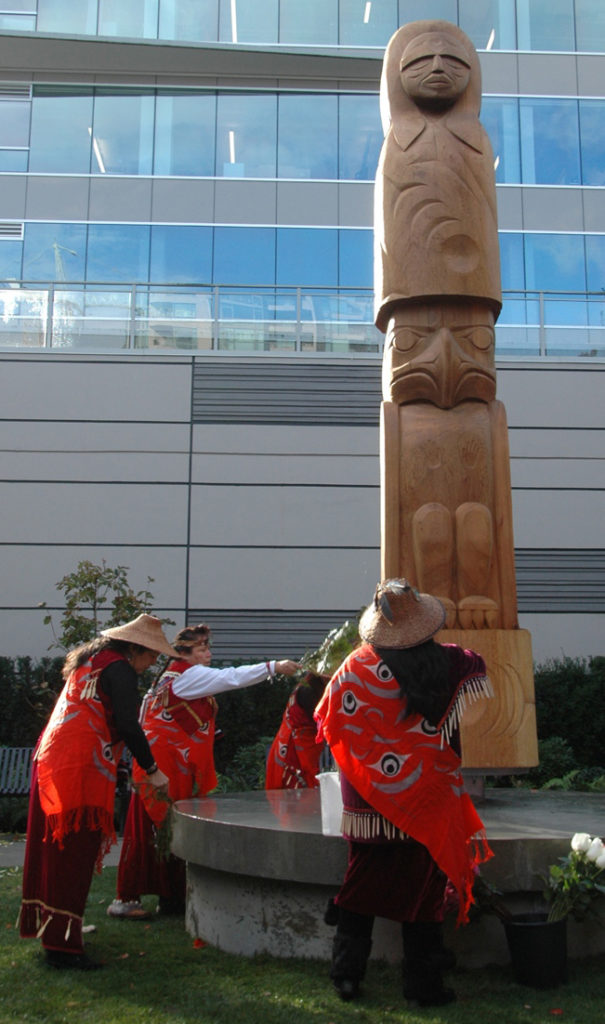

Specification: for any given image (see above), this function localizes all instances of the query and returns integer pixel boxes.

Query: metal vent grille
[192,357,382,425]
[0,222,24,239]
[185,608,357,661]
[515,549,605,612]
[0,84,31,99]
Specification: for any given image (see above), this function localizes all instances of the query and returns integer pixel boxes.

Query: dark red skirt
[335,838,447,923]
[20,763,103,953]
[117,790,185,904]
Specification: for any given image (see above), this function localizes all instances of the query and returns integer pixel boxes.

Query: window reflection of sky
[3,87,604,188]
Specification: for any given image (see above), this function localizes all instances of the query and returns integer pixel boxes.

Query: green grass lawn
[1,861,604,1024]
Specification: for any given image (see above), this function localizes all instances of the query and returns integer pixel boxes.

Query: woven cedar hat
[358,579,445,649]
[101,614,178,658]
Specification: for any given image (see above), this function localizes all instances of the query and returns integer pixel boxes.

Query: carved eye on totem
[342,690,362,715]
[371,752,404,778]
[453,325,493,352]
[390,326,426,352]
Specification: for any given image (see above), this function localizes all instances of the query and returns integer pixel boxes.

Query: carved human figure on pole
[375,21,517,632]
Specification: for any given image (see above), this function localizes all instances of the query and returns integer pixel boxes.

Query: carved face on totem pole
[374,21,502,410]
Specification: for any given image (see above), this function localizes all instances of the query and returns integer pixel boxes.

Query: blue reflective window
[575,0,605,51]
[159,0,219,41]
[0,151,28,171]
[216,94,277,178]
[277,229,337,287]
[516,0,575,51]
[499,233,525,292]
[150,225,213,283]
[278,95,337,179]
[219,0,278,43]
[214,227,275,285]
[23,224,87,281]
[0,99,29,147]
[586,236,605,292]
[579,101,605,186]
[482,97,520,184]
[154,93,216,176]
[92,90,155,174]
[398,1,456,24]
[0,14,35,30]
[459,0,516,50]
[98,0,158,38]
[339,0,397,47]
[30,89,93,174]
[37,0,97,34]
[524,234,585,293]
[279,0,337,44]
[519,99,580,185]
[87,224,151,282]
[339,229,372,287]
[339,93,382,180]
[0,240,23,282]
[585,236,605,329]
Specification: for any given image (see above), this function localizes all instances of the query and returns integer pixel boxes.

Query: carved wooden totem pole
[375,21,538,770]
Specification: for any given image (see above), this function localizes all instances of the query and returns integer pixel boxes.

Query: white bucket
[316,770,343,836]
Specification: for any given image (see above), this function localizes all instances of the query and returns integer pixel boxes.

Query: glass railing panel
[0,288,47,347]
[493,324,541,356]
[544,325,605,358]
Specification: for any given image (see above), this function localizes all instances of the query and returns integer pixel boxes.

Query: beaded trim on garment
[341,807,410,842]
[439,673,495,747]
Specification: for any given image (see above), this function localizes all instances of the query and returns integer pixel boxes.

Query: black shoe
[333,977,360,1002]
[157,900,185,916]
[45,950,103,971]
[405,986,456,1008]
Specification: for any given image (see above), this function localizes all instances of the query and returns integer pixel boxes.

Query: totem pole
[375,21,538,770]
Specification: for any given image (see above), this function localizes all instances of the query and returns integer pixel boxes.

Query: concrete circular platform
[172,787,605,965]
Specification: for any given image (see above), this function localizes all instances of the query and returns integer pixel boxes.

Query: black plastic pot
[503,912,568,989]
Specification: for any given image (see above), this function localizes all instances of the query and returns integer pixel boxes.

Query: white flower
[586,837,605,863]
[596,850,605,870]
[571,832,593,853]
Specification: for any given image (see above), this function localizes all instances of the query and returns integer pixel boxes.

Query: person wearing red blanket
[108,623,300,918]
[20,614,175,970]
[265,672,328,790]
[314,579,494,1006]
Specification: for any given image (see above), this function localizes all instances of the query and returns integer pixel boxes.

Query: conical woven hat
[358,579,445,649]
[101,614,177,657]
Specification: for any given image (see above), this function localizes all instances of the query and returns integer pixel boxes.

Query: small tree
[40,559,162,651]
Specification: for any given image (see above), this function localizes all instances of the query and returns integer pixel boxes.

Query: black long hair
[373,639,450,726]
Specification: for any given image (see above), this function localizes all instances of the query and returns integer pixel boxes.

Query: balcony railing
[0,283,604,358]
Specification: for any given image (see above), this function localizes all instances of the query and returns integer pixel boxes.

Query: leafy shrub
[533,656,605,769]
[40,559,163,651]
[0,656,63,747]
[524,736,578,788]
[0,796,29,833]
[215,737,274,793]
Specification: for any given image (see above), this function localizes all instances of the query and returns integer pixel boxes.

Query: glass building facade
[2,0,605,52]
[0,1,604,355]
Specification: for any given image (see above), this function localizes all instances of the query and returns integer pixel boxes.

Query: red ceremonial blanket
[35,649,126,860]
[314,643,493,924]
[132,659,217,825]
[266,687,322,789]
